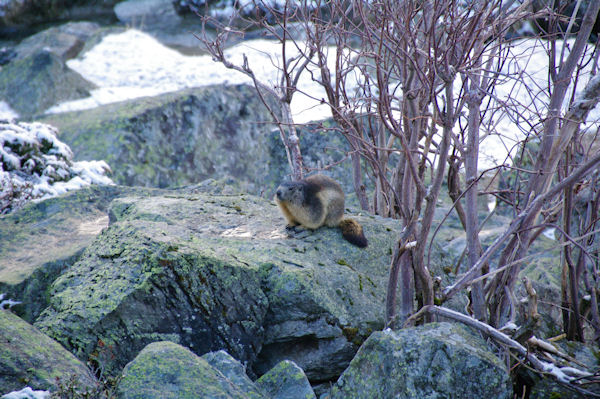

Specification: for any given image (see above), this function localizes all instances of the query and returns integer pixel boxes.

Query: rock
[201,350,265,399]
[32,185,400,380]
[0,47,16,65]
[0,0,118,36]
[41,84,281,191]
[330,322,512,399]
[13,21,102,62]
[115,0,181,27]
[0,309,96,393]
[0,50,95,117]
[256,360,316,399]
[117,341,252,399]
[118,343,319,399]
[0,185,156,323]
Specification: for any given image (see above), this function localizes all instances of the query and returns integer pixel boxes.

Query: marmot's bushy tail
[339,219,368,248]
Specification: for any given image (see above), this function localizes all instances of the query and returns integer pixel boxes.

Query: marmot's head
[275,181,307,205]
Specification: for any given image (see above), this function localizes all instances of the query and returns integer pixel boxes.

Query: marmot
[275,174,368,248]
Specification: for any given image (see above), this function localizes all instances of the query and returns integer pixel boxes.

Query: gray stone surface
[117,341,251,399]
[13,21,101,62]
[202,350,266,399]
[0,309,96,393]
[256,360,316,399]
[0,50,94,117]
[330,322,512,399]
[41,84,282,192]
[30,185,399,380]
[0,185,156,323]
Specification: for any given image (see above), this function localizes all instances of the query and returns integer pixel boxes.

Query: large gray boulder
[31,184,399,381]
[330,322,512,399]
[0,21,108,118]
[0,185,155,323]
[41,84,282,191]
[13,21,102,62]
[0,0,118,34]
[0,309,96,393]
[0,22,105,118]
[0,50,94,117]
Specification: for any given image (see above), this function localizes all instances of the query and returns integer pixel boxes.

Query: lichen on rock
[330,322,512,399]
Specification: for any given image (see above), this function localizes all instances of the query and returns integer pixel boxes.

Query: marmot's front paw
[284,225,308,238]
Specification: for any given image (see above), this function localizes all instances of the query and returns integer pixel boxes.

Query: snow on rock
[0,121,113,214]
[0,293,21,309]
[46,29,342,124]
[0,101,18,121]
[0,387,50,399]
[46,29,600,170]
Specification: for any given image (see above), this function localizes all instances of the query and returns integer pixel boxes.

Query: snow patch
[0,293,21,309]
[47,29,600,171]
[0,121,113,214]
[0,101,19,121]
[46,29,347,124]
[1,387,49,399]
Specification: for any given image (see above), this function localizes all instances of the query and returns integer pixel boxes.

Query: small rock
[256,360,316,399]
[201,350,266,398]
[117,341,251,399]
[114,0,181,27]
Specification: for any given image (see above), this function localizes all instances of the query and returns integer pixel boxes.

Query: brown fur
[275,174,368,248]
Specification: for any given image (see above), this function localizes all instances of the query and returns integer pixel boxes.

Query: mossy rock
[330,322,512,399]
[41,84,281,192]
[0,185,158,323]
[33,186,402,381]
[0,309,96,393]
[0,50,95,117]
[256,360,316,399]
[117,341,251,399]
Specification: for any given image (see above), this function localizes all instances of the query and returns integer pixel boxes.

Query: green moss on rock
[330,322,511,399]
[117,341,249,399]
[256,360,316,399]
[0,309,96,392]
